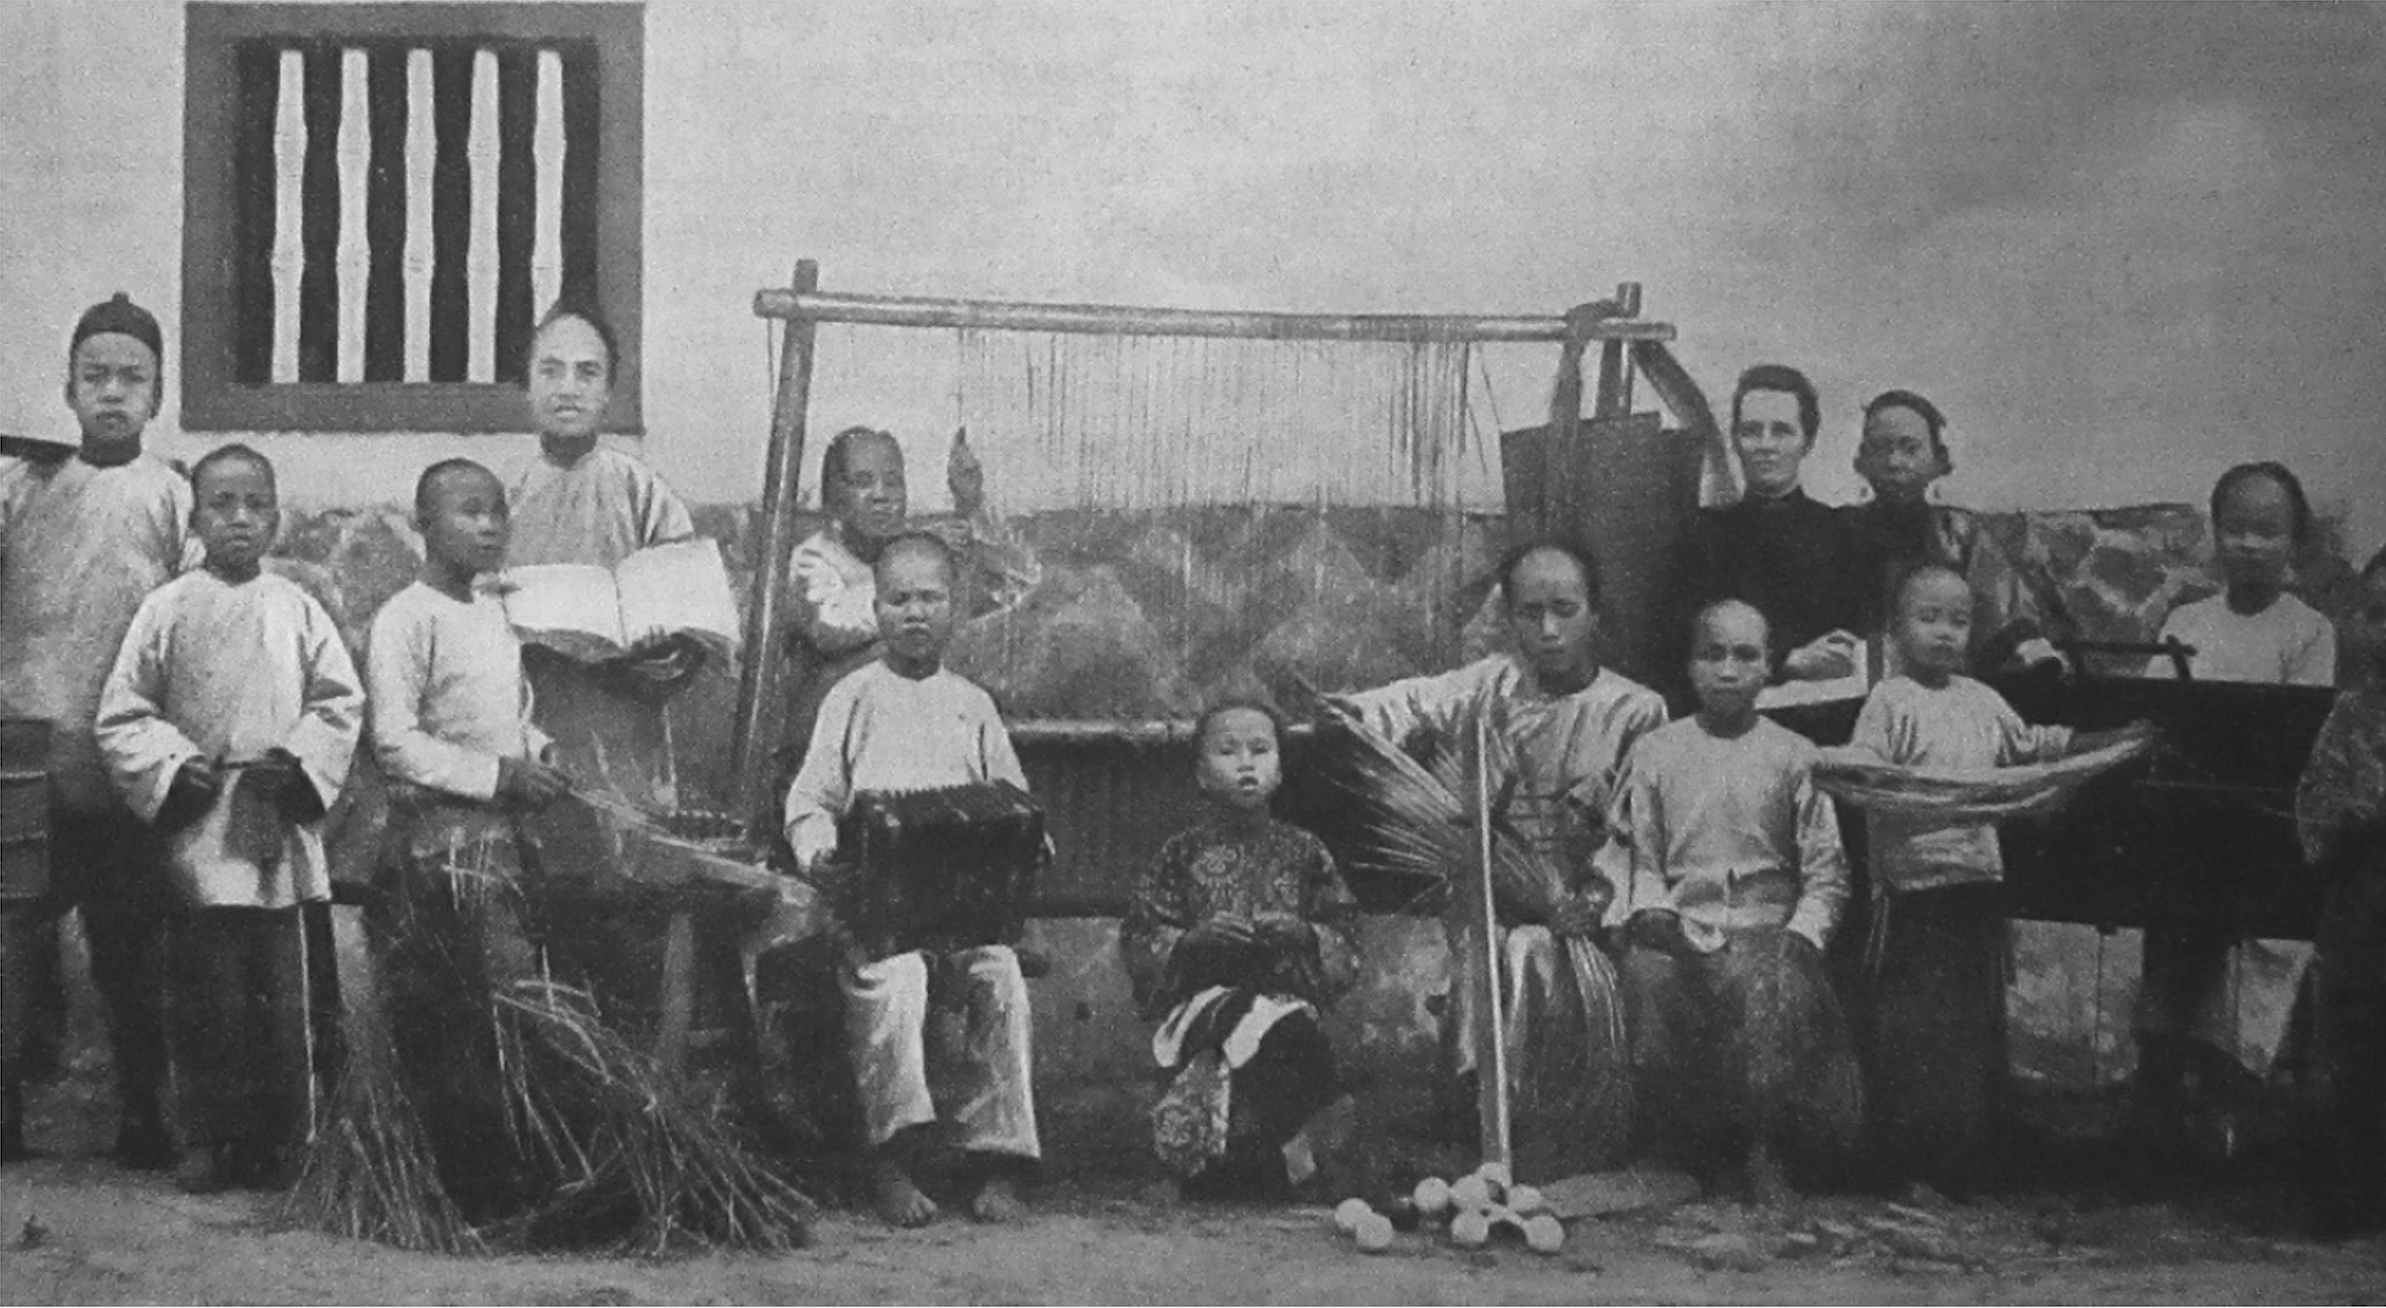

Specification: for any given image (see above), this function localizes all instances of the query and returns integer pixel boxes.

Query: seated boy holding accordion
[782,532,1046,1228]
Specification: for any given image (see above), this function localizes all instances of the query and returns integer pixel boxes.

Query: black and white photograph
[3,1,2385,1302]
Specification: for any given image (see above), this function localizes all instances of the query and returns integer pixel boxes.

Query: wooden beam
[751,287,1677,345]
[731,261,821,828]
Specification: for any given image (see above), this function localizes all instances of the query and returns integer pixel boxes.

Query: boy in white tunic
[784,533,1040,1227]
[365,459,574,1218]
[0,293,196,1168]
[95,445,363,1192]
[1848,563,2134,1194]
[505,304,698,809]
[1610,600,1858,1203]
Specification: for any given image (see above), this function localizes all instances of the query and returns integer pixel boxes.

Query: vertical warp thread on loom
[944,328,1478,701]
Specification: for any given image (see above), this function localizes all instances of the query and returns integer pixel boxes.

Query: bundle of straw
[291,976,813,1256]
[1308,706,1573,921]
[289,801,811,1257]
[281,1015,485,1254]
[477,979,814,1255]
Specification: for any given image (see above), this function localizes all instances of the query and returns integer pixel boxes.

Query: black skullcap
[71,292,163,360]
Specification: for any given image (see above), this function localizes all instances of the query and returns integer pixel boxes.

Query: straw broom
[281,1013,486,1254]
[290,974,815,1256]
[479,978,815,1256]
[285,815,813,1256]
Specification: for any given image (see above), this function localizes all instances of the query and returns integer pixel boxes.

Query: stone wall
[274,496,2358,1103]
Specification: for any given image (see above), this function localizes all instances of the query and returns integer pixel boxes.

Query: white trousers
[841,945,1041,1159]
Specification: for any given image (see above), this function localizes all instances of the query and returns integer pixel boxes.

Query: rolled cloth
[1814,731,2156,823]
[72,291,163,358]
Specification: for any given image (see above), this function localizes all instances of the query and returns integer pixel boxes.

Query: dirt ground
[6,1151,2386,1306]
[9,930,2386,1305]
[10,1064,2386,1307]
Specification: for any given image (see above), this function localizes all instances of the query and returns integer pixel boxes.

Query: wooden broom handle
[1474,712,1514,1171]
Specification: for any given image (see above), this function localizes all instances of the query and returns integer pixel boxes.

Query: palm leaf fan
[1307,703,1573,922]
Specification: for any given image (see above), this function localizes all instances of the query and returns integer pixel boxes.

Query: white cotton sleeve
[284,595,365,811]
[366,602,504,801]
[783,677,859,865]
[93,594,203,823]
[790,549,880,657]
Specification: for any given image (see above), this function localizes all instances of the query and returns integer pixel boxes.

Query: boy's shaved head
[1692,597,1769,647]
[191,442,276,496]
[1891,561,1970,617]
[873,531,957,590]
[414,457,501,521]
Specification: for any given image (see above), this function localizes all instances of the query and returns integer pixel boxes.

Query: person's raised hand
[947,428,986,518]
[1784,631,1861,682]
[2012,637,2071,677]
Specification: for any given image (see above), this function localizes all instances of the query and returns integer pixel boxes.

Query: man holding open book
[505,302,727,812]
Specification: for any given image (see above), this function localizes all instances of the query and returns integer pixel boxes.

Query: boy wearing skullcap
[0,293,198,1167]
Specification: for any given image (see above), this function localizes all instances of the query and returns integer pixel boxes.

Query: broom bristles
[280,1018,486,1255]
[1312,707,1574,920]
[288,971,812,1256]
[480,979,816,1256]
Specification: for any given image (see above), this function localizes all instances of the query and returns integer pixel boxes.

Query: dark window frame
[180,3,644,434]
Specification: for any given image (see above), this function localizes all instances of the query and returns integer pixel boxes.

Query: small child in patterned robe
[1121,700,1359,1198]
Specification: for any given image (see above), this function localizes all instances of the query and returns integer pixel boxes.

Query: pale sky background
[2,0,2381,553]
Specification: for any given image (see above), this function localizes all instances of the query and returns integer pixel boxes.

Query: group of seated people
[4,293,2384,1246]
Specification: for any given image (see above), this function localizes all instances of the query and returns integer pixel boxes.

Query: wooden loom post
[1594,282,1641,418]
[1473,712,1514,1171]
[731,260,821,829]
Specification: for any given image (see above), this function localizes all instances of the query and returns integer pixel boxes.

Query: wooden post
[655,910,697,1081]
[1593,283,1641,418]
[731,260,821,829]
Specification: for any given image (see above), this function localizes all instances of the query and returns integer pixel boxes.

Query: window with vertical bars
[182,4,643,433]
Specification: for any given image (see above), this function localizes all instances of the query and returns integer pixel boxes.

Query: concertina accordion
[836,782,1047,959]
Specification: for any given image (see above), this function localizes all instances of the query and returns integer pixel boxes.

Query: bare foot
[1746,1143,1792,1210]
[869,1154,938,1227]
[969,1173,1028,1223]
[175,1146,231,1195]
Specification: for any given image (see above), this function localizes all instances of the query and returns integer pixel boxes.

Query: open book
[502,537,741,664]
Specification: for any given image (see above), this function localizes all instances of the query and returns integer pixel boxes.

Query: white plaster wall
[2,1,2378,557]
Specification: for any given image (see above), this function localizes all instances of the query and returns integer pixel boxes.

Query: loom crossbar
[751,288,1677,344]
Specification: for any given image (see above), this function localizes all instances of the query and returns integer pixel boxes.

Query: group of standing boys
[0,293,710,1204]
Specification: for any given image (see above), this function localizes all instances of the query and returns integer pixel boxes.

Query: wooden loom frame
[730,259,1715,821]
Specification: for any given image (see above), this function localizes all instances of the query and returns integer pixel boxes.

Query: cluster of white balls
[1332,1161,1565,1255]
